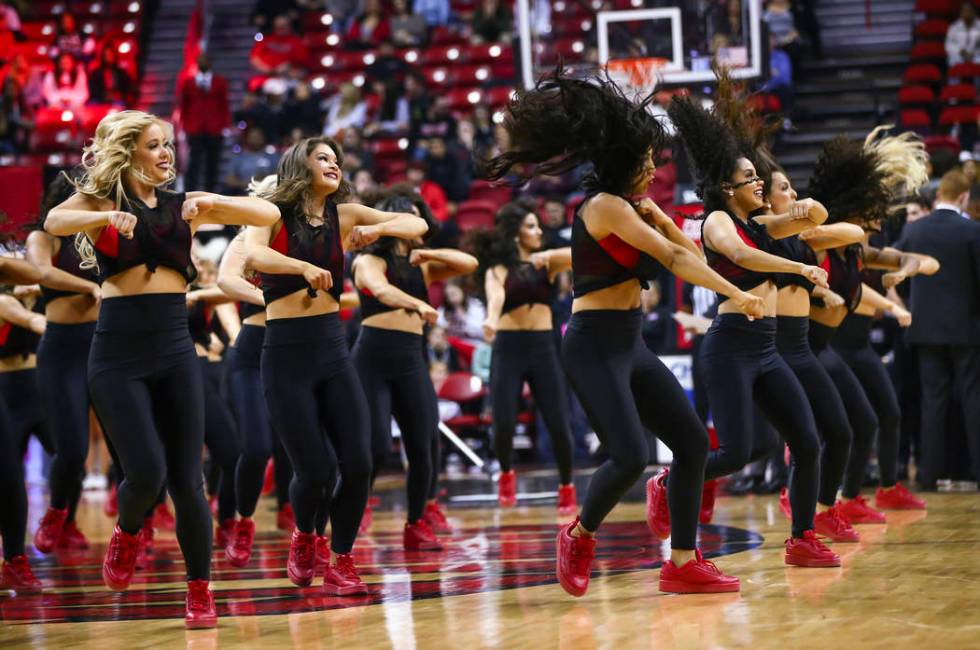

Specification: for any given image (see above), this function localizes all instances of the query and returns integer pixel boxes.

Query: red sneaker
[778,487,792,520]
[225,518,255,568]
[498,470,517,508]
[153,503,176,531]
[287,530,316,586]
[423,501,452,534]
[184,579,217,629]
[315,535,330,567]
[700,479,718,524]
[104,485,118,517]
[785,530,841,568]
[261,459,275,496]
[557,483,578,516]
[33,507,68,554]
[838,495,887,524]
[1,555,42,594]
[555,517,596,598]
[57,521,91,550]
[875,483,926,511]
[359,503,373,534]
[645,468,670,540]
[659,549,740,593]
[135,520,154,570]
[103,525,140,590]
[276,504,296,532]
[814,505,860,543]
[404,519,443,551]
[323,553,369,596]
[215,518,236,548]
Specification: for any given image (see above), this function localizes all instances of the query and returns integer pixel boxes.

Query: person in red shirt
[250,14,309,76]
[407,160,448,221]
[178,53,230,192]
[346,0,391,49]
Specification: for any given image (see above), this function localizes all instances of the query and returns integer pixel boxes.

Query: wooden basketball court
[2,470,975,649]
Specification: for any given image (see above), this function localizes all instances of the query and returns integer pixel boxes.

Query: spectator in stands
[1,53,42,113]
[364,79,410,137]
[640,281,674,355]
[234,90,278,143]
[946,2,980,67]
[425,136,471,202]
[414,0,452,28]
[249,14,309,77]
[763,0,803,77]
[323,82,368,138]
[437,280,486,343]
[419,95,457,141]
[0,76,29,154]
[471,0,512,44]
[340,128,376,174]
[969,185,980,222]
[391,0,428,47]
[457,117,493,160]
[179,53,230,193]
[407,159,450,221]
[404,71,432,141]
[540,196,571,248]
[364,41,409,85]
[351,168,378,200]
[926,148,959,197]
[42,53,88,111]
[88,45,133,106]
[282,80,323,136]
[346,0,391,50]
[0,2,21,38]
[251,0,309,30]
[961,151,978,185]
[761,34,794,120]
[427,326,463,372]
[51,12,96,62]
[223,127,280,194]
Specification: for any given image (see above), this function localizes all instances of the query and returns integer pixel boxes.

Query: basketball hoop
[605,57,668,96]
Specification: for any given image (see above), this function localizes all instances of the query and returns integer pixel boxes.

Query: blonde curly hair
[863,125,930,204]
[71,110,176,268]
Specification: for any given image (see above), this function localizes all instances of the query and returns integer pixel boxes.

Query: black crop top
[810,244,863,313]
[702,212,773,296]
[353,249,429,320]
[770,234,817,293]
[239,300,265,321]
[260,201,344,305]
[0,299,43,359]
[571,203,659,298]
[94,188,196,284]
[501,261,553,313]
[41,235,101,303]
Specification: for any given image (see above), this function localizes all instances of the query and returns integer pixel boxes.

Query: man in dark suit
[178,53,229,193]
[894,169,980,490]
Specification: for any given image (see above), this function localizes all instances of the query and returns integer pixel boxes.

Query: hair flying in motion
[480,65,667,198]
[862,125,929,201]
[807,136,892,227]
[357,184,439,257]
[666,94,745,215]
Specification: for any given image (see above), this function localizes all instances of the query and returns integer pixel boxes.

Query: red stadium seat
[423,45,467,66]
[20,21,57,42]
[430,26,467,46]
[938,105,980,125]
[922,134,961,155]
[79,104,118,137]
[371,137,409,159]
[910,40,948,62]
[108,0,145,16]
[32,106,79,151]
[552,15,594,37]
[900,108,932,128]
[438,372,486,403]
[302,12,336,31]
[456,199,497,231]
[940,83,976,103]
[11,41,54,64]
[465,43,513,65]
[421,66,455,88]
[445,86,484,111]
[484,86,515,108]
[898,85,937,105]
[914,19,950,39]
[454,64,493,86]
[948,62,980,79]
[903,63,943,84]
[914,0,958,17]
[468,180,512,206]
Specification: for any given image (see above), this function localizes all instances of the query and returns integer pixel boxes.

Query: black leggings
[273,436,293,508]
[701,315,820,538]
[809,321,880,499]
[834,315,900,489]
[0,381,27,559]
[88,295,211,581]
[776,316,853,506]
[352,327,436,522]
[227,324,276,519]
[261,313,370,554]
[37,321,96,520]
[200,357,239,522]
[491,330,573,484]
[562,310,708,549]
